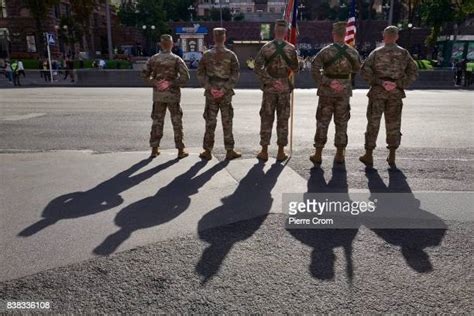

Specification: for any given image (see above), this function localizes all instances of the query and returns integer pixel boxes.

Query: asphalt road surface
[0,87,473,313]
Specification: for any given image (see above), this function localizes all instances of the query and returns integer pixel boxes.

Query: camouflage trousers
[150,102,185,149]
[259,92,291,146]
[364,98,403,150]
[314,96,351,148]
[202,96,235,151]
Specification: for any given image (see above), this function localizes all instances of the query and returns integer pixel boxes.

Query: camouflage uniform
[255,35,298,147]
[361,42,418,150]
[143,43,190,149]
[197,44,240,151]
[311,39,361,149]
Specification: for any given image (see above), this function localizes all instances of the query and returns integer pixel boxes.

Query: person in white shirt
[17,60,25,77]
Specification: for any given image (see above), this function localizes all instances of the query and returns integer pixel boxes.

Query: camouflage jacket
[254,39,299,93]
[197,46,240,99]
[311,42,361,97]
[143,50,190,103]
[361,43,418,99]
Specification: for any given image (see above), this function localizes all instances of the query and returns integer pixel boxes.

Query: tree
[210,7,232,22]
[24,0,59,56]
[419,0,474,46]
[163,0,194,21]
[69,0,97,56]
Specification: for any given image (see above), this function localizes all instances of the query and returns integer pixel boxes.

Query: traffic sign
[46,33,55,46]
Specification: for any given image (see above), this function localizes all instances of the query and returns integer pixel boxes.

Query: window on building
[247,7,252,12]
[0,0,7,18]
[269,7,274,13]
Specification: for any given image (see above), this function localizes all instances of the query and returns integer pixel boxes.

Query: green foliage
[163,0,194,21]
[415,59,435,70]
[420,0,474,46]
[23,0,60,56]
[24,0,60,21]
[58,16,83,47]
[117,0,168,35]
[210,7,232,22]
[69,0,97,26]
[233,13,245,21]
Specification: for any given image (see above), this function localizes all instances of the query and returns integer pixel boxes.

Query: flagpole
[289,82,295,157]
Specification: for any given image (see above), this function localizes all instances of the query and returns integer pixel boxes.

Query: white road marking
[1,113,46,121]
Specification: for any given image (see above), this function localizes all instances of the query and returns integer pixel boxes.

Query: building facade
[195,0,286,21]
[0,0,143,59]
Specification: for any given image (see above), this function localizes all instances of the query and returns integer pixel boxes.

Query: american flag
[283,0,299,45]
[345,0,356,46]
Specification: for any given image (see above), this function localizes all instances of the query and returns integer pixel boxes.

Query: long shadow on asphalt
[93,160,229,256]
[195,161,284,284]
[287,162,359,281]
[364,167,447,273]
[18,157,178,237]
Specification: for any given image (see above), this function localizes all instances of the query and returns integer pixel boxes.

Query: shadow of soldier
[18,158,178,237]
[287,163,359,281]
[364,167,447,273]
[93,160,229,256]
[195,161,285,284]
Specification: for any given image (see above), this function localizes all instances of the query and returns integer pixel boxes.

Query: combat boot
[334,147,345,163]
[359,149,373,167]
[226,149,242,160]
[150,146,160,158]
[276,146,288,161]
[310,147,323,165]
[178,148,189,159]
[256,145,269,161]
[199,149,212,160]
[387,148,396,167]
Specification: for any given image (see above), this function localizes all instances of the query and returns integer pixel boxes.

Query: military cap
[275,19,288,28]
[213,27,227,36]
[160,34,173,42]
[332,21,347,37]
[383,25,399,36]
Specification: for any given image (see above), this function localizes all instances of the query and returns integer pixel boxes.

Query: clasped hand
[155,79,171,91]
[383,81,397,91]
[211,87,225,99]
[273,80,285,92]
[330,80,345,93]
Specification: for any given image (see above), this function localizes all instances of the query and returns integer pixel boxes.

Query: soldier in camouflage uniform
[310,21,361,165]
[359,26,418,167]
[255,19,299,162]
[197,28,242,160]
[143,34,190,159]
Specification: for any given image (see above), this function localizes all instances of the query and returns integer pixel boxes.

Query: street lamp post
[142,24,156,55]
[188,5,195,22]
[388,0,394,25]
[298,3,305,22]
[105,0,113,60]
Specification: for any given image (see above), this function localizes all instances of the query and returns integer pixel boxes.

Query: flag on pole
[283,0,299,45]
[345,0,357,46]
[282,0,299,157]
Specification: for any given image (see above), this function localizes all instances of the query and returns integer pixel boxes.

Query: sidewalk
[0,149,306,281]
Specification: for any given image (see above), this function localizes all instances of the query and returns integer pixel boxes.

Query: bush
[416,59,435,70]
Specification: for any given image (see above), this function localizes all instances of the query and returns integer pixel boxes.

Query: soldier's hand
[211,88,224,99]
[157,80,171,91]
[330,80,344,92]
[383,81,397,91]
[273,80,285,92]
